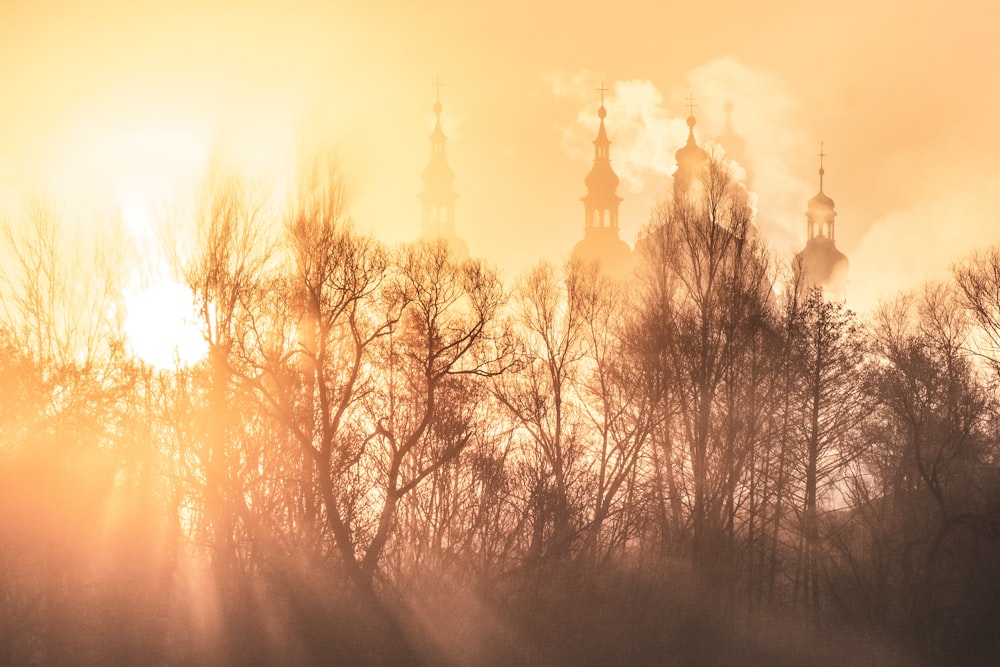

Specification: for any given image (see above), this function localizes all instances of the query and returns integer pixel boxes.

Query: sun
[124,281,208,370]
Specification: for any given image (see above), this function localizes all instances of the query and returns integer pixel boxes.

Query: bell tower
[419,78,468,258]
[571,82,633,278]
[673,94,708,198]
[795,144,848,300]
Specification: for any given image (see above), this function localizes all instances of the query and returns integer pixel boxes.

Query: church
[417,80,468,260]
[415,82,848,300]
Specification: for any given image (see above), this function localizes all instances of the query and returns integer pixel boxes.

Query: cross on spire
[433,77,444,103]
[686,93,698,117]
[596,81,608,106]
[817,141,827,190]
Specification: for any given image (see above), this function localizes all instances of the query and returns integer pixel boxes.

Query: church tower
[795,144,848,300]
[571,83,633,278]
[419,80,468,259]
[673,96,708,199]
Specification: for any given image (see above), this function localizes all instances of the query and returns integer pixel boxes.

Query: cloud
[848,169,1000,314]
[550,70,688,196]
[552,57,818,254]
[684,58,816,252]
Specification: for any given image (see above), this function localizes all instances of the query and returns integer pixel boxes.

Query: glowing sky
[1,0,998,312]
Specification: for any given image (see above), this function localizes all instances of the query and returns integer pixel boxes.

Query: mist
[3,1,1000,665]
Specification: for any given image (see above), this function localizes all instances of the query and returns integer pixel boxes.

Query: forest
[1,154,999,666]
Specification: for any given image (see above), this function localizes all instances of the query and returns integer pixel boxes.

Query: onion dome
[807,161,835,211]
[675,114,708,170]
[796,143,848,300]
[806,144,836,235]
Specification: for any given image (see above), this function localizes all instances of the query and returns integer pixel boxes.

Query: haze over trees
[1,155,999,666]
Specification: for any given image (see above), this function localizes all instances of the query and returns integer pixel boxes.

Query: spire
[419,78,466,258]
[593,81,611,160]
[807,142,835,228]
[573,81,632,278]
[797,142,847,300]
[683,94,700,146]
[673,92,707,194]
[583,83,621,205]
[430,77,447,153]
[818,141,827,192]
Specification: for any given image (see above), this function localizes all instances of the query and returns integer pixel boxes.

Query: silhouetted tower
[795,144,848,300]
[673,95,708,199]
[571,83,633,277]
[419,78,468,259]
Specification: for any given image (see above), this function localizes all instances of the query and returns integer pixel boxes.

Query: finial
[433,77,444,115]
[686,93,698,120]
[596,80,608,118]
[817,141,827,192]
[597,81,608,106]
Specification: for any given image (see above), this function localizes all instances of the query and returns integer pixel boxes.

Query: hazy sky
[1,0,998,311]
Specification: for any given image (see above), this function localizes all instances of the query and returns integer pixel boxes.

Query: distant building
[672,101,709,200]
[571,88,634,278]
[419,83,468,259]
[795,146,848,300]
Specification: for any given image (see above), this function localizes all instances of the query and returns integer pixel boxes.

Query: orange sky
[1,0,998,311]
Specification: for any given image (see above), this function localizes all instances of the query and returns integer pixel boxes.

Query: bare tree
[785,286,868,614]
[575,262,657,563]
[494,260,590,563]
[636,155,775,579]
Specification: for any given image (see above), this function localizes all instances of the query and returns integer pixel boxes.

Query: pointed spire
[593,82,611,157]
[806,142,836,240]
[574,80,632,278]
[685,93,699,142]
[809,141,833,208]
[420,77,462,256]
[797,141,847,300]
[434,76,444,105]
[430,77,447,149]
[674,92,707,193]
[585,82,619,191]
[817,141,827,192]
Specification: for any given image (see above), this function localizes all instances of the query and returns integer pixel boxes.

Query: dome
[585,159,620,191]
[808,190,835,211]
[675,141,708,170]
[675,116,707,172]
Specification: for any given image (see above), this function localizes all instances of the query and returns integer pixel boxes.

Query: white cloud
[552,57,818,253]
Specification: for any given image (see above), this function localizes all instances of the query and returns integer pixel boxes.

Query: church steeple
[795,143,848,300]
[581,83,622,230]
[806,143,836,241]
[572,82,632,278]
[673,94,708,197]
[419,78,467,258]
